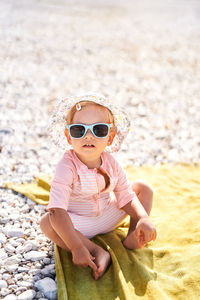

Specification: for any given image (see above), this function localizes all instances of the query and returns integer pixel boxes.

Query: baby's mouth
[83,143,95,148]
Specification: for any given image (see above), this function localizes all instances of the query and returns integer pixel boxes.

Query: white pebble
[22,222,31,229]
[35,262,42,268]
[22,274,29,281]
[17,267,30,273]
[17,289,36,300]
[26,199,35,206]
[17,281,33,288]
[24,242,33,252]
[8,214,20,221]
[9,240,21,247]
[29,268,41,275]
[5,255,22,265]
[14,273,23,280]
[7,264,19,272]
[0,233,7,243]
[4,227,24,238]
[0,279,8,288]
[24,251,47,261]
[16,287,27,293]
[35,236,48,243]
[8,284,17,289]
[24,240,38,248]
[0,249,8,260]
[16,245,25,254]
[5,244,16,253]
[21,205,30,213]
[0,287,10,296]
[2,273,12,281]
[16,238,26,244]
[23,229,31,236]
[3,295,18,300]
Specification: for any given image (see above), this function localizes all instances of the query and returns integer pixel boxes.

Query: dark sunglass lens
[93,125,109,137]
[70,125,85,138]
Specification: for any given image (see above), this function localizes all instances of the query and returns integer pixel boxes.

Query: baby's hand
[135,217,157,246]
[72,245,97,272]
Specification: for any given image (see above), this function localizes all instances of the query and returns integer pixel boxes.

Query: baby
[40,93,157,280]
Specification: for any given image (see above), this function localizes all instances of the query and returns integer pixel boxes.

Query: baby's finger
[89,260,97,272]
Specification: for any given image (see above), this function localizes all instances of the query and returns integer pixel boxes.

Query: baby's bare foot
[123,230,145,250]
[91,246,111,280]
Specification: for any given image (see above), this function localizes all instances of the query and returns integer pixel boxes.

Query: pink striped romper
[47,150,138,238]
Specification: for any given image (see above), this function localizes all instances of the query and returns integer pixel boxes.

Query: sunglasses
[66,123,112,139]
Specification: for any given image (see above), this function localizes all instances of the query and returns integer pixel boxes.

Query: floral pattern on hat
[48,92,131,152]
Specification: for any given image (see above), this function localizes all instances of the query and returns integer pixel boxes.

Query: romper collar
[69,149,106,171]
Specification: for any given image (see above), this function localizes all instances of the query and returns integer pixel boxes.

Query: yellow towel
[4,164,200,300]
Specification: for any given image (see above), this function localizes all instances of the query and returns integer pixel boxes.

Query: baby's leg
[123,180,153,249]
[40,213,111,280]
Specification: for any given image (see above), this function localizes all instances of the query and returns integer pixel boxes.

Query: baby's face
[64,105,115,167]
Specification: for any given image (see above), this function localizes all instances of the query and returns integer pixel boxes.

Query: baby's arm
[49,208,97,271]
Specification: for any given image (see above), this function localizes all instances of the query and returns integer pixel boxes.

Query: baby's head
[49,93,131,153]
[64,101,116,160]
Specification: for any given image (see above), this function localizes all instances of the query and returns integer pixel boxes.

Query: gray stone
[35,277,57,300]
[41,264,55,275]
[43,258,51,265]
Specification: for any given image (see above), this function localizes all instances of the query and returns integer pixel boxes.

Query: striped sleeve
[47,158,73,212]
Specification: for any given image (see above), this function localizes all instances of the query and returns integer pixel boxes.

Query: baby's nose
[85,129,93,137]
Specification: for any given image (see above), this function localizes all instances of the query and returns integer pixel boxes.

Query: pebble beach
[0,0,200,299]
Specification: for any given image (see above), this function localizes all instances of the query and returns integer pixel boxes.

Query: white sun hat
[48,92,131,152]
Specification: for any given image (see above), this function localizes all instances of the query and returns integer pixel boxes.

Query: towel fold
[4,164,200,300]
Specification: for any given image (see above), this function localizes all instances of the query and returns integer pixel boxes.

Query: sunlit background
[0,0,200,183]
